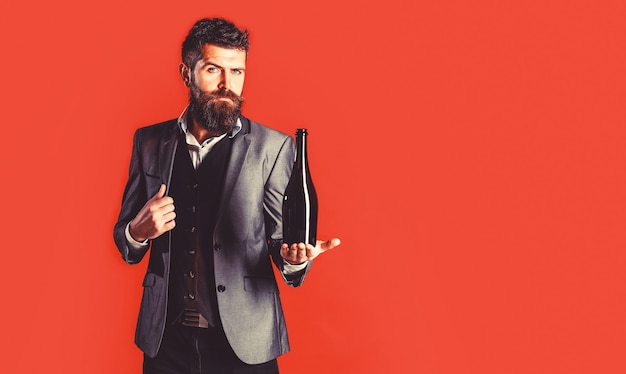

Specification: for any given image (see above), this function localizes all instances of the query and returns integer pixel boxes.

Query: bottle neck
[295,130,308,170]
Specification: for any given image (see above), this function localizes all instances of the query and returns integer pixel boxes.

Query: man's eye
[207,67,219,73]
[232,69,242,75]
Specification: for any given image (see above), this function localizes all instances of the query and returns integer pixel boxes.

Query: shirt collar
[177,106,242,147]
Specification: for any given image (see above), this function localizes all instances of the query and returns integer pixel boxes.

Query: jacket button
[188,271,195,279]
[188,293,196,300]
[214,243,222,251]
[217,285,226,292]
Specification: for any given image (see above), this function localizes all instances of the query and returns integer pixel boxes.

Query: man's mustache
[209,87,243,101]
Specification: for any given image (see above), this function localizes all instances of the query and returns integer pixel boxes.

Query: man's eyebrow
[201,61,245,70]
[201,61,224,69]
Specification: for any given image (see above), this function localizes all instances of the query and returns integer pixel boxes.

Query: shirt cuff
[282,259,308,274]
[125,223,149,250]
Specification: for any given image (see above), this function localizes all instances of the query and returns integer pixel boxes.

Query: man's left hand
[280,238,341,265]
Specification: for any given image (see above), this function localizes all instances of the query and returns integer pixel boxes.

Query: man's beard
[188,84,245,135]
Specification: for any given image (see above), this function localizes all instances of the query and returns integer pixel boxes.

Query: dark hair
[182,18,249,69]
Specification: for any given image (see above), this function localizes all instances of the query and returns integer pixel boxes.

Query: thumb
[319,238,341,252]
[151,184,167,200]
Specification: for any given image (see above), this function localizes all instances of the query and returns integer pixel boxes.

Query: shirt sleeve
[282,260,309,274]
[125,223,149,250]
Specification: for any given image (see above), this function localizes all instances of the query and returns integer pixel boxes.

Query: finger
[284,243,304,261]
[154,197,175,210]
[319,238,341,252]
[291,247,307,263]
[286,242,302,252]
[149,201,175,216]
[298,244,311,260]
[280,244,293,260]
[306,245,314,259]
[158,201,176,213]
[293,243,306,258]
[162,211,176,223]
[162,219,176,233]
[151,184,167,201]
[287,243,297,257]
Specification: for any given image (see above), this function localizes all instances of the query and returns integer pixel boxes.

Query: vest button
[190,226,197,233]
[214,243,222,251]
[217,285,226,293]
[188,271,195,278]
[188,293,196,300]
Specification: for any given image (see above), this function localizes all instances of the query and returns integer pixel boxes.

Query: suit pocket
[244,277,279,293]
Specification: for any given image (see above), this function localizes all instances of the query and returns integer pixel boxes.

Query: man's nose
[218,71,231,90]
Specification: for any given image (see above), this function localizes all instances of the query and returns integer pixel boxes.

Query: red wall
[1,1,625,373]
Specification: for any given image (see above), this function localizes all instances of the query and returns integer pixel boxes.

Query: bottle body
[282,129,318,246]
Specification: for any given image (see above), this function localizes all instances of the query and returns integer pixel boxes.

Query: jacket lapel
[217,117,252,219]
[159,122,180,195]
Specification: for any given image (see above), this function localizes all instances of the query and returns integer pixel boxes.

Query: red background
[1,1,625,373]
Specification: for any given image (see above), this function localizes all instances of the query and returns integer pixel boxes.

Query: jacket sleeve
[113,129,150,265]
[263,134,312,287]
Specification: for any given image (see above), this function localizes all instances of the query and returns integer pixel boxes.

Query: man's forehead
[199,44,247,60]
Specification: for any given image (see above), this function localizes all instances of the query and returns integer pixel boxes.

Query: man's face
[185,44,247,135]
[192,44,246,96]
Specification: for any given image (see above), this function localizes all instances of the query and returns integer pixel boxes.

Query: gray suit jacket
[113,116,312,364]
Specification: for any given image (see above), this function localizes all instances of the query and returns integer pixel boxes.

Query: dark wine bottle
[282,128,318,246]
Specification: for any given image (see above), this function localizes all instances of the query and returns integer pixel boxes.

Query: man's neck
[189,116,222,144]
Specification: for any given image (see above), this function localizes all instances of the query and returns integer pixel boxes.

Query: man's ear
[179,63,191,87]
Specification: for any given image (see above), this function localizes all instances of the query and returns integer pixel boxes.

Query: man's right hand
[128,184,176,242]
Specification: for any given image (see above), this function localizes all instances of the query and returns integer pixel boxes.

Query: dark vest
[167,132,233,326]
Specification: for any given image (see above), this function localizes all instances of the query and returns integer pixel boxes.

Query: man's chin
[198,111,240,134]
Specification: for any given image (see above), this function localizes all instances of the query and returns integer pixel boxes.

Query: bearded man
[113,18,340,374]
